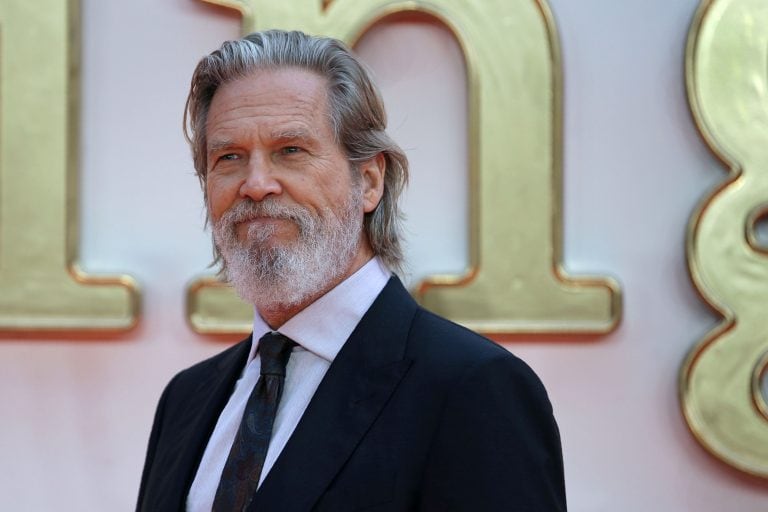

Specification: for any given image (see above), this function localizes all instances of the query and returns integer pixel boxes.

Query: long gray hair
[184,30,408,274]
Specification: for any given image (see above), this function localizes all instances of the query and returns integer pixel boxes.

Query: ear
[359,153,386,214]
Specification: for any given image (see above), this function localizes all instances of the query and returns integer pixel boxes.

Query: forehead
[205,68,333,142]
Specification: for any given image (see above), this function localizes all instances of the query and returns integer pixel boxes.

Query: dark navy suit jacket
[137,277,566,511]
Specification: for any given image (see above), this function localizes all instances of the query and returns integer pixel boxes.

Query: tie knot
[258,332,295,377]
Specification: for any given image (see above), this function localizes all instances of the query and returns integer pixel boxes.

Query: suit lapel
[157,337,251,511]
[250,278,417,511]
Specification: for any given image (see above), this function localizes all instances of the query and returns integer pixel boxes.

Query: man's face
[204,68,379,311]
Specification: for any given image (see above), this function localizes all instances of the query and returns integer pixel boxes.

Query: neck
[257,246,374,329]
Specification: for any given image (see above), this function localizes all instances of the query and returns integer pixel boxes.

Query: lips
[218,199,308,242]
[234,216,292,241]
[236,216,287,227]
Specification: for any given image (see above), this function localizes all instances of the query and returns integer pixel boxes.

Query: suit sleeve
[419,354,567,511]
[135,374,177,512]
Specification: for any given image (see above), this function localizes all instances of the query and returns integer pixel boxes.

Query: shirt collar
[249,257,391,363]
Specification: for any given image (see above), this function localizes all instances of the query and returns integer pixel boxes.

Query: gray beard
[212,194,362,310]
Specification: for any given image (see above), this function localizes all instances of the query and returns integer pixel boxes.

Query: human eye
[211,153,241,169]
[208,152,240,173]
[280,146,303,155]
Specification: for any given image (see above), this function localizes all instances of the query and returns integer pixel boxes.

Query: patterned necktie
[212,332,295,512]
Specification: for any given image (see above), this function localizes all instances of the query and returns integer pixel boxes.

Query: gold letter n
[186,0,622,336]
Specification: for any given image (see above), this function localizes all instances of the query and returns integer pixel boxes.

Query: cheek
[320,173,355,205]
[207,178,237,220]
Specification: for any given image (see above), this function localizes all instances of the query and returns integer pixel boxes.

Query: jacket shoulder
[410,310,566,509]
[166,336,251,393]
[408,307,532,376]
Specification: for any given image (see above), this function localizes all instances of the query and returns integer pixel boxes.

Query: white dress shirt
[186,257,391,511]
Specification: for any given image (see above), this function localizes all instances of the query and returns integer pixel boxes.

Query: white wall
[1,0,766,510]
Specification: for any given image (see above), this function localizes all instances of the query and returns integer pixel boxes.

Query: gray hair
[184,29,409,274]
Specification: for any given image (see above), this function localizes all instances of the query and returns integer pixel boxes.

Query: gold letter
[682,0,768,478]
[188,0,621,335]
[0,0,139,331]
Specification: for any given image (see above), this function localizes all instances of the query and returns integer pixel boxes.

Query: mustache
[217,199,308,226]
[214,199,317,240]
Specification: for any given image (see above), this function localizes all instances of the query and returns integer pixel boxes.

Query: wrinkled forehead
[205,68,336,144]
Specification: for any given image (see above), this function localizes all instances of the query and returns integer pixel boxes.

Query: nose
[239,153,282,202]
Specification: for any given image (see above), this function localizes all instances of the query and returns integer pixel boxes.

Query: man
[137,30,566,511]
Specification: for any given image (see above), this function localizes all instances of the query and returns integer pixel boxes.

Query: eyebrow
[270,128,315,143]
[206,129,317,157]
[207,139,235,155]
